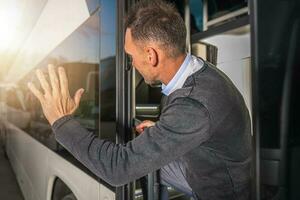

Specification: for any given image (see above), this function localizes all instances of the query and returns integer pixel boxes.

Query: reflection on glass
[208,0,247,20]
[20,12,102,150]
[4,0,117,156]
[99,0,116,142]
[166,0,203,34]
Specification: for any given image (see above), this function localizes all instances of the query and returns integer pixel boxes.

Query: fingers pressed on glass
[27,82,44,102]
[74,89,84,105]
[48,64,60,96]
[58,67,70,97]
[36,69,51,96]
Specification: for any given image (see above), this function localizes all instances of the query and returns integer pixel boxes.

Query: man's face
[124,29,158,85]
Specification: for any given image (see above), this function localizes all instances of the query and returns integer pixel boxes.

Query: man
[28,1,252,199]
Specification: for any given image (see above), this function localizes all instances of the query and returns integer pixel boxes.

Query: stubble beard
[144,79,161,87]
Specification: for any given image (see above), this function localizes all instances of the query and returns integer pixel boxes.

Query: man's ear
[146,47,158,66]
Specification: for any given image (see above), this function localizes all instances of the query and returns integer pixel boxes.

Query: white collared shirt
[162,55,204,96]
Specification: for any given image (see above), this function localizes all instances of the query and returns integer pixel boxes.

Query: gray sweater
[52,60,252,200]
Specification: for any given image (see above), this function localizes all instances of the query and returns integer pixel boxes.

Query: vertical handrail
[116,0,128,199]
[184,0,191,53]
[116,1,137,199]
[249,0,260,199]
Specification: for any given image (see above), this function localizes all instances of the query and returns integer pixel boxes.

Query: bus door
[250,0,300,199]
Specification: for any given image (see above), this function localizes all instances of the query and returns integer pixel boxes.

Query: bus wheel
[62,193,77,200]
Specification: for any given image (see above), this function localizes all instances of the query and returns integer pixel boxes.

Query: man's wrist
[51,115,73,130]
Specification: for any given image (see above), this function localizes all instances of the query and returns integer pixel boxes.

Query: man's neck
[160,53,187,85]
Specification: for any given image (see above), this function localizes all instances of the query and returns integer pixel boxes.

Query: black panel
[251,0,300,199]
[256,1,294,149]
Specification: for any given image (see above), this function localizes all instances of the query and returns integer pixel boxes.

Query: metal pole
[249,0,260,199]
[184,0,191,53]
[203,0,208,31]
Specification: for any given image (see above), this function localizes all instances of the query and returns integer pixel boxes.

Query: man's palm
[28,65,84,125]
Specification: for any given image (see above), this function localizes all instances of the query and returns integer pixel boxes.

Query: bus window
[99,0,116,142]
[167,0,203,34]
[15,4,116,175]
[207,0,248,22]
[189,0,203,33]
[5,0,117,193]
[3,87,31,130]
[15,11,100,152]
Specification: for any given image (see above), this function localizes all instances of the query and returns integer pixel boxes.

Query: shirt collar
[162,54,192,96]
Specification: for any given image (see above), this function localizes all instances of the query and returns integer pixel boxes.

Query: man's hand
[28,64,84,125]
[135,120,155,134]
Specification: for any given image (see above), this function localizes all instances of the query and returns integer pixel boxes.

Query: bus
[0,0,299,200]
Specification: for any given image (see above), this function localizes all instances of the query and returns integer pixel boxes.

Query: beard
[144,79,161,87]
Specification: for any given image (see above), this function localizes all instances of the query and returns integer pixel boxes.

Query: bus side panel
[46,145,116,200]
[6,123,49,200]
[5,120,116,200]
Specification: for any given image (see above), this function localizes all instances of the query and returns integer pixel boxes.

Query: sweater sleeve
[52,97,210,186]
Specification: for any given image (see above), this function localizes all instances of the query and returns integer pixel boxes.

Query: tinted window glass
[99,0,116,142]
[208,0,247,20]
[190,0,203,32]
[256,1,293,148]
[13,12,101,150]
[166,0,203,34]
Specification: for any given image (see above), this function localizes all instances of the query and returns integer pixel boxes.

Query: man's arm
[28,65,211,186]
[52,97,211,186]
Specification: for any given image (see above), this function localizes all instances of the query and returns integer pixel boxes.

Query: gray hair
[125,0,187,58]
